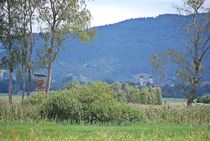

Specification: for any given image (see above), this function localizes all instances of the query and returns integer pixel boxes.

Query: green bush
[197,96,210,104]
[121,105,141,122]
[39,81,141,123]
[4,81,210,124]
[40,94,82,122]
[23,93,47,105]
[115,83,162,105]
[1,98,210,124]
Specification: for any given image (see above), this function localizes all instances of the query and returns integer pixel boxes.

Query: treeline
[0,79,35,93]
[162,83,210,98]
[0,0,94,104]
[197,96,210,104]
[111,82,162,105]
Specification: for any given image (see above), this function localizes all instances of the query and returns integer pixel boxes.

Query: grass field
[0,94,22,102]
[0,122,209,141]
[0,94,209,140]
[162,98,188,105]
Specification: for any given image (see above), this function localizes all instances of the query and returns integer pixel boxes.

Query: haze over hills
[1,14,210,89]
[51,14,210,87]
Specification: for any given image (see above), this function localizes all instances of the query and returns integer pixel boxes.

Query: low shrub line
[0,82,209,124]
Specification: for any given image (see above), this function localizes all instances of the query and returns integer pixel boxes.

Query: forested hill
[1,14,210,88]
[50,14,209,87]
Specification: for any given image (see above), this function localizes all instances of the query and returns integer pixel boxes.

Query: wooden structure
[34,74,47,92]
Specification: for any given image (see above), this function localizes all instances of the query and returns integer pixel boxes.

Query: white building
[134,73,154,87]
[0,70,8,79]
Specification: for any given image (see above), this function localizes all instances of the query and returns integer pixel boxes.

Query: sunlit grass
[162,98,188,105]
[0,94,22,102]
[0,122,209,141]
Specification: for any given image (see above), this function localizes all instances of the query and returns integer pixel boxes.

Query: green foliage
[23,93,47,105]
[112,83,162,105]
[0,100,40,122]
[150,0,210,106]
[39,81,140,123]
[138,105,210,124]
[40,93,82,122]
[0,82,209,124]
[0,99,210,124]
[197,96,210,104]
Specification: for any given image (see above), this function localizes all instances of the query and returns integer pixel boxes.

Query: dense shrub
[23,93,47,105]
[40,94,82,122]
[1,81,209,124]
[36,81,162,122]
[113,83,162,105]
[197,96,210,104]
[1,100,210,124]
[38,81,140,123]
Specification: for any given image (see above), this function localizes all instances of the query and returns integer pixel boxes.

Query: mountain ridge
[1,14,210,89]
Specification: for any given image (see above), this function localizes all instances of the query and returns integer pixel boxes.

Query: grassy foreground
[0,122,209,141]
[0,94,22,102]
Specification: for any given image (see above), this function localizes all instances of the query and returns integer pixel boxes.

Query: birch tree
[151,0,210,106]
[17,0,41,101]
[38,0,93,93]
[0,0,20,104]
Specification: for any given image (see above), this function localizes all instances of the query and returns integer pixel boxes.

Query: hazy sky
[33,0,210,31]
[88,0,210,27]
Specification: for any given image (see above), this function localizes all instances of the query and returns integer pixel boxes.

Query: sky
[33,0,210,32]
[88,0,210,27]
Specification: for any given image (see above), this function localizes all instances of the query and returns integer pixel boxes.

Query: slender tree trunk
[7,0,13,105]
[27,36,33,97]
[21,74,25,102]
[187,96,194,106]
[27,13,33,97]
[21,68,26,102]
[27,68,31,97]
[46,63,52,94]
[45,31,55,94]
[8,68,13,104]
[22,21,28,101]
[8,46,14,104]
[187,83,196,106]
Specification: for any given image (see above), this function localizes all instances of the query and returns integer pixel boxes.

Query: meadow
[0,122,209,141]
[0,83,209,141]
[0,94,22,102]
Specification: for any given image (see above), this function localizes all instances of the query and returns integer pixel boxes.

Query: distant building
[133,73,166,88]
[138,73,153,87]
[33,74,47,92]
[0,70,8,79]
[153,84,165,88]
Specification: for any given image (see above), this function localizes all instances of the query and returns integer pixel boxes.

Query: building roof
[154,84,165,88]
[33,74,47,77]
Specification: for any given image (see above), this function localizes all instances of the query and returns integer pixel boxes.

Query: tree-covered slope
[1,14,209,89]
[52,14,209,86]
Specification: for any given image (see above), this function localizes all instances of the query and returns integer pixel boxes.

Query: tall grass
[0,100,41,123]
[136,105,210,124]
[0,122,209,141]
[0,99,209,124]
